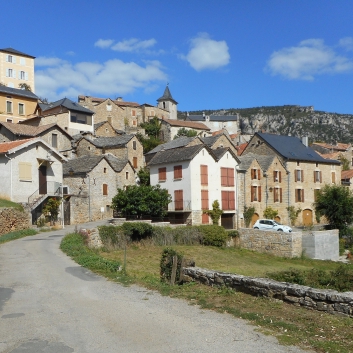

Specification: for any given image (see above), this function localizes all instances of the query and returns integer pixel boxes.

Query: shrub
[227,230,239,238]
[122,222,153,241]
[98,225,128,249]
[151,226,203,246]
[267,268,306,285]
[160,248,183,283]
[263,206,278,220]
[197,225,228,247]
[243,206,255,228]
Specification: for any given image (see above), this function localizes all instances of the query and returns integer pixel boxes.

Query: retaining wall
[183,267,353,317]
[0,207,31,236]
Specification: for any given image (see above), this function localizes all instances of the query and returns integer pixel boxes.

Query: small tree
[203,200,223,225]
[18,83,32,91]
[140,117,161,139]
[340,155,350,171]
[263,206,278,220]
[243,206,255,228]
[314,184,353,235]
[137,167,150,186]
[42,197,61,225]
[173,128,198,139]
[286,206,302,226]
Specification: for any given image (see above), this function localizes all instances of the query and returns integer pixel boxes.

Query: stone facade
[182,267,353,317]
[95,121,119,137]
[0,207,31,235]
[239,228,302,258]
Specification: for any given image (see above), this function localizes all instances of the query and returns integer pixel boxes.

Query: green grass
[0,228,37,244]
[0,198,24,211]
[60,235,353,353]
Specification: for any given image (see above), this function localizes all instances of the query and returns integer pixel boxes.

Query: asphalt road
[0,224,312,353]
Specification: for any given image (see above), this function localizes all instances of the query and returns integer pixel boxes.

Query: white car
[253,219,292,233]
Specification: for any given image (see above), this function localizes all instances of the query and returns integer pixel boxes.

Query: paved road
[0,223,312,353]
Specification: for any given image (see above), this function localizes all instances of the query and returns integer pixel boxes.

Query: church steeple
[157,84,178,120]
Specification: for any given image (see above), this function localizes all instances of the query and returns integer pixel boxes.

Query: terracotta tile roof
[162,119,210,130]
[235,142,248,156]
[78,95,140,107]
[0,122,58,136]
[0,138,35,154]
[312,142,351,151]
[342,170,353,180]
[317,151,342,160]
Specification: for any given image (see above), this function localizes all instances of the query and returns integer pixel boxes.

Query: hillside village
[1,47,352,230]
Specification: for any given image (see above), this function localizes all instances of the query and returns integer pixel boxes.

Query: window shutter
[133,157,137,168]
[273,171,276,182]
[332,172,336,183]
[13,69,16,78]
[280,188,282,203]
[258,186,262,202]
[279,171,282,182]
[13,56,16,64]
[314,171,316,183]
[158,167,166,181]
[273,189,276,202]
[6,68,9,77]
[221,167,227,186]
[201,165,208,185]
[221,191,227,210]
[257,169,261,180]
[228,168,235,186]
[251,186,254,202]
[229,191,235,210]
[174,190,183,210]
[201,190,209,210]
[6,55,8,62]
[301,170,304,182]
[18,71,21,79]
[19,162,32,181]
[301,189,304,202]
[174,165,182,179]
[295,189,298,202]
[103,184,108,195]
[320,171,322,183]
[25,72,28,81]
[294,171,297,182]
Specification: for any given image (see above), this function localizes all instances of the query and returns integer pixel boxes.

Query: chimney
[116,97,123,101]
[302,136,308,147]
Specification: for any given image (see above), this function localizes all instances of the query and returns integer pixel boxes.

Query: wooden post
[179,257,186,283]
[170,255,178,285]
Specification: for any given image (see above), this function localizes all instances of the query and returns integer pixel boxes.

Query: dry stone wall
[0,208,31,236]
[183,267,353,317]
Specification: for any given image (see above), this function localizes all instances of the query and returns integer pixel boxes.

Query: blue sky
[3,0,353,114]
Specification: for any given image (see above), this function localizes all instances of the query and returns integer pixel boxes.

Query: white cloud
[184,33,230,71]
[35,58,167,102]
[35,56,67,67]
[111,38,157,52]
[339,37,353,51]
[94,39,114,48]
[266,38,353,80]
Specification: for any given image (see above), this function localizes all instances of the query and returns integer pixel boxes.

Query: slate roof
[212,147,239,162]
[238,152,285,172]
[187,115,238,122]
[148,145,207,166]
[41,98,94,114]
[200,135,221,146]
[63,154,130,175]
[162,119,210,130]
[256,133,340,164]
[0,47,35,58]
[157,85,178,105]
[82,135,134,148]
[0,85,38,100]
[146,136,199,155]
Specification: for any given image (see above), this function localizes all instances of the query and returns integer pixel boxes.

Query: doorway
[303,209,313,226]
[39,165,47,194]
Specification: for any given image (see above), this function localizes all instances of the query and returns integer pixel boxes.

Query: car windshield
[274,221,282,225]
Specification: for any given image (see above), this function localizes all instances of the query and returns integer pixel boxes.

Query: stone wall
[182,267,353,317]
[239,228,302,258]
[0,207,31,236]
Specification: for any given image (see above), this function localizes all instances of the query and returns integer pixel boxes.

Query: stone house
[63,154,136,224]
[0,121,73,158]
[159,118,211,141]
[148,143,240,228]
[200,134,238,156]
[0,85,39,124]
[94,121,122,137]
[0,137,67,223]
[30,98,95,136]
[186,112,239,135]
[341,169,353,191]
[237,153,289,227]
[241,133,341,226]
[311,142,352,167]
[75,135,144,170]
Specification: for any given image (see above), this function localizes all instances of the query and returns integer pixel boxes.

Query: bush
[151,226,203,246]
[160,248,183,283]
[122,222,153,241]
[227,230,239,238]
[197,225,228,247]
[98,225,127,249]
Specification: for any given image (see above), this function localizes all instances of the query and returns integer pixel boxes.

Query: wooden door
[39,166,47,194]
[251,213,259,227]
[303,209,313,226]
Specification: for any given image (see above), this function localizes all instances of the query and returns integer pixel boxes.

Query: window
[273,170,281,182]
[131,110,136,116]
[70,113,92,125]
[133,157,138,169]
[6,119,13,123]
[104,168,107,174]
[18,103,24,115]
[174,165,182,179]
[19,162,32,181]
[251,186,261,202]
[295,189,304,202]
[273,187,282,203]
[125,172,129,180]
[133,120,137,126]
[150,110,155,116]
[133,140,137,150]
[251,168,261,180]
[19,71,26,80]
[221,167,235,186]
[6,68,15,78]
[314,171,322,183]
[221,191,235,210]
[200,165,208,185]
[174,190,184,210]
[106,104,112,112]
[103,184,108,196]
[158,167,166,182]
[7,55,13,63]
[295,169,304,182]
[52,133,58,148]
[201,190,209,210]
[6,101,12,113]
[332,172,336,183]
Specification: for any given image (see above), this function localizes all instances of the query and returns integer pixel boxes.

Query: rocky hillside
[179,105,353,144]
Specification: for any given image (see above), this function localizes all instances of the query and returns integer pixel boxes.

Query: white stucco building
[148,143,240,228]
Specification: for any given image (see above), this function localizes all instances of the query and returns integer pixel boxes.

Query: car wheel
[277,229,283,232]
[254,227,259,229]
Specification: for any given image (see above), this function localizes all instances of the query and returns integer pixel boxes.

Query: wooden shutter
[221,190,227,209]
[273,188,277,202]
[279,171,282,182]
[133,157,137,168]
[273,171,276,182]
[301,189,305,202]
[314,171,316,183]
[320,171,322,183]
[229,191,235,210]
[202,213,209,224]
[295,189,298,202]
[201,190,209,210]
[174,165,182,179]
[221,167,227,186]
[200,165,208,185]
[251,169,255,180]
[332,172,336,183]
[280,188,282,203]
[251,186,255,202]
[258,186,262,202]
[295,171,297,182]
[174,190,183,210]
[227,168,235,186]
[301,170,304,182]
[103,184,108,196]
[257,169,261,180]
[158,167,166,181]
[19,162,32,181]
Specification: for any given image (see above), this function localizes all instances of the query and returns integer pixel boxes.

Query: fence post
[170,255,178,285]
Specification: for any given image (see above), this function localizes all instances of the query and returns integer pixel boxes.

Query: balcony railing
[168,200,191,212]
[28,181,61,210]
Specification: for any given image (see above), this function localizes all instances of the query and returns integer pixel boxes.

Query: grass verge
[0,198,24,211]
[0,228,37,245]
[61,234,353,353]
